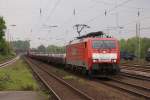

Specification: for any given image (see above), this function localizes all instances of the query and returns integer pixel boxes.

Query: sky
[0,0,150,48]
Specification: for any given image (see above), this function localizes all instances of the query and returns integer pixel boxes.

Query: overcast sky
[0,0,150,47]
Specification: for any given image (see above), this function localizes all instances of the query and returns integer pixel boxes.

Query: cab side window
[84,42,87,48]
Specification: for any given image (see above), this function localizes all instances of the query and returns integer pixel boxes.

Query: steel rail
[25,57,94,100]
[97,79,150,99]
[24,57,61,100]
[0,56,19,68]
[120,72,150,81]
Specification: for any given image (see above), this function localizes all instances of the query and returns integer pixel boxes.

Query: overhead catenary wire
[84,0,134,24]
[38,0,54,22]
[43,0,62,25]
[35,0,145,33]
[92,0,138,9]
[31,0,150,46]
[55,14,150,44]
[52,8,78,38]
[55,0,137,38]
[32,0,62,34]
[86,3,150,32]
[101,15,150,33]
[34,1,62,45]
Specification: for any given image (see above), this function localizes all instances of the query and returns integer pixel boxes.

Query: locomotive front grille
[92,63,118,75]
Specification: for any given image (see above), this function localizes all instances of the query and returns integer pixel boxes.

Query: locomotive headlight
[93,59,98,62]
[112,59,117,62]
[93,59,96,62]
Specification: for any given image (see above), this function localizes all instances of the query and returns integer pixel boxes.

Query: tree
[119,37,150,58]
[47,45,65,54]
[140,38,150,58]
[37,45,46,53]
[119,39,127,51]
[0,16,7,55]
[126,37,137,53]
[0,17,6,40]
[12,40,30,53]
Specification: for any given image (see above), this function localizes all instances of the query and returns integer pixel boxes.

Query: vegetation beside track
[0,58,39,91]
[0,16,16,61]
[120,37,150,58]
[0,54,16,64]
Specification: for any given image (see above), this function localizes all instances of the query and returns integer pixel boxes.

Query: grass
[63,75,77,80]
[0,58,39,91]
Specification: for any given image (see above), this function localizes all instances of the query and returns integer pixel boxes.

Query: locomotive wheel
[64,64,69,70]
[116,65,120,73]
[112,64,120,75]
[87,70,93,79]
[81,68,87,75]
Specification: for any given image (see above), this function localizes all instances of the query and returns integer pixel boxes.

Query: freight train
[120,51,136,60]
[28,31,120,78]
[145,48,150,61]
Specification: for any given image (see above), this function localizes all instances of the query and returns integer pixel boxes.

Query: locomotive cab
[90,38,120,76]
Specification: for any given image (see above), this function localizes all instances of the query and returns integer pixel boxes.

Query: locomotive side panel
[66,42,89,69]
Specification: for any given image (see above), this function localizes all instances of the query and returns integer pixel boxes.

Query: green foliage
[119,39,127,50]
[0,16,8,55]
[0,54,15,64]
[0,59,39,91]
[119,37,150,58]
[2,42,13,55]
[0,16,14,56]
[47,45,65,54]
[36,45,66,54]
[126,37,137,53]
[12,40,30,52]
[37,45,46,53]
[0,16,6,40]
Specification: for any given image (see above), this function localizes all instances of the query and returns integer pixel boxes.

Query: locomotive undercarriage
[65,63,120,79]
[91,63,120,76]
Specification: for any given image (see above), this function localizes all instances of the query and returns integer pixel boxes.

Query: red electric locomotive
[66,31,120,77]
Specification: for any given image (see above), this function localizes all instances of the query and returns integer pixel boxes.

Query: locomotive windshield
[92,40,116,49]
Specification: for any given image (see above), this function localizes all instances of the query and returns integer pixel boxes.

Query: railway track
[24,57,94,100]
[120,72,150,81]
[120,63,150,81]
[97,77,150,99]
[0,57,12,64]
[0,56,19,68]
[25,56,150,100]
[121,66,150,77]
[120,62,150,82]
[96,65,150,99]
[121,61,150,67]
[121,62,150,68]
[121,65,150,73]
[111,75,150,91]
[122,64,150,69]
